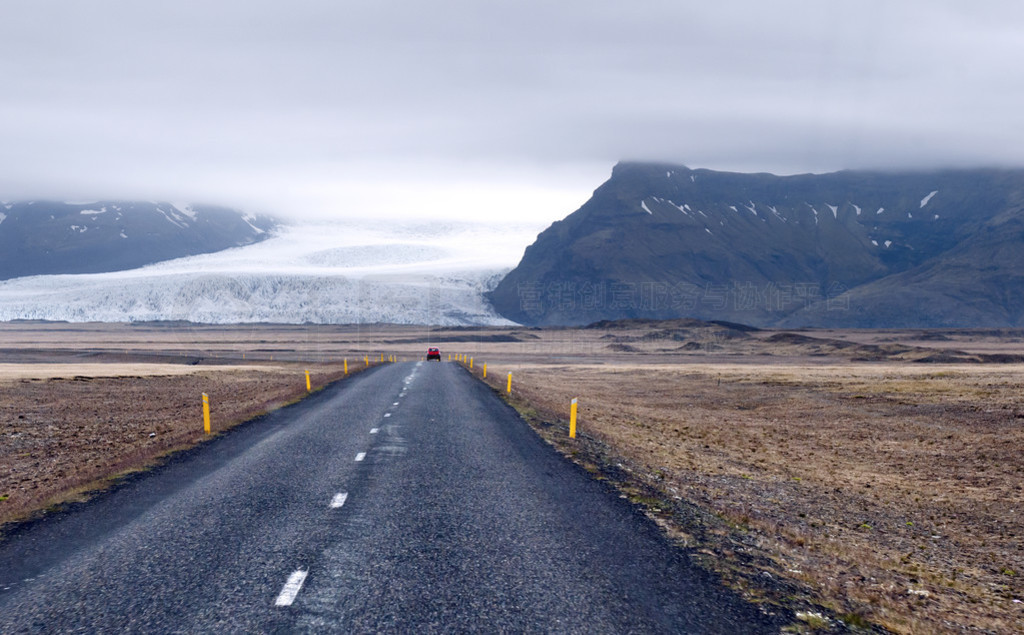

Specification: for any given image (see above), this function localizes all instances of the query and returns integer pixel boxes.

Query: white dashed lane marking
[276,366,421,610]
[275,570,308,607]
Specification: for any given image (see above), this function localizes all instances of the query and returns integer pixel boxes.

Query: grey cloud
[2,1,1023,220]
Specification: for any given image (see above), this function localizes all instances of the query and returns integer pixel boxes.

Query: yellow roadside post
[448,353,451,362]
[344,358,348,374]
[202,393,211,434]
[570,398,578,438]
[305,370,311,392]
[483,362,487,378]
[365,355,369,367]
[507,372,512,394]
[470,357,474,369]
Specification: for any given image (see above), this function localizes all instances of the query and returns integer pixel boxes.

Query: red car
[426,347,441,361]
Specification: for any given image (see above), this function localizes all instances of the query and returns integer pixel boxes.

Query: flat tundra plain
[1,320,1023,633]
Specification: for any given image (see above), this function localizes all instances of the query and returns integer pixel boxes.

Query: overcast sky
[2,0,1023,224]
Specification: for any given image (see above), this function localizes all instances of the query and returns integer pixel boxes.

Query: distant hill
[488,162,1024,328]
[0,201,276,280]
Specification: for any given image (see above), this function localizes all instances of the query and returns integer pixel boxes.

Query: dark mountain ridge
[488,162,1024,328]
[0,201,276,280]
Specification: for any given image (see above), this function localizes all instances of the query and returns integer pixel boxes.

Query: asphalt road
[0,361,790,633]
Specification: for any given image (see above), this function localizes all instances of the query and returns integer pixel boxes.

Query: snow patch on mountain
[159,204,195,228]
[920,190,939,208]
[241,214,267,234]
[173,203,198,221]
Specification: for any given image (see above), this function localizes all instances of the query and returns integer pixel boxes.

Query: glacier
[0,219,544,325]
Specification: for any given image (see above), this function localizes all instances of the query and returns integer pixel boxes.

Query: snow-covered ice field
[0,220,545,325]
